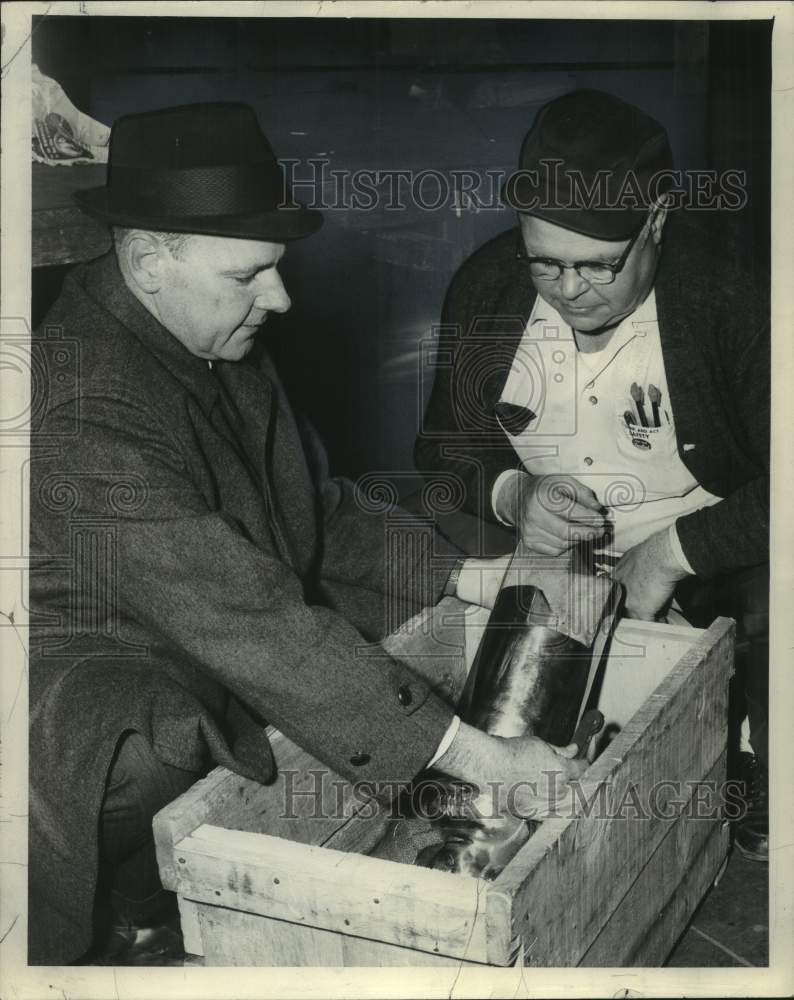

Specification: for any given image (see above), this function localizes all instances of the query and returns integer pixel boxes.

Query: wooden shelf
[32,162,112,268]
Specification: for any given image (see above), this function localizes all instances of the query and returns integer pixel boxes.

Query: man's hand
[435,721,587,820]
[495,471,608,555]
[612,527,691,621]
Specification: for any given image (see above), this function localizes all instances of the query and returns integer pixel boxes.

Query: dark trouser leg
[675,563,769,768]
[95,732,207,933]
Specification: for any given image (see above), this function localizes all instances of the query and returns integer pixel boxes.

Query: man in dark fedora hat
[417,90,769,861]
[29,102,585,965]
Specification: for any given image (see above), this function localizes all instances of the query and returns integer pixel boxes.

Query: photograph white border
[2,2,792,997]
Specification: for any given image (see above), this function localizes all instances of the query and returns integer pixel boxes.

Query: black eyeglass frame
[515,210,657,285]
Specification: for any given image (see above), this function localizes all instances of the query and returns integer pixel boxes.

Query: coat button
[584,456,593,466]
[588,395,598,405]
[350,751,371,767]
[397,684,413,706]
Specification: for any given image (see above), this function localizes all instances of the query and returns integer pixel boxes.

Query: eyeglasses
[516,214,654,285]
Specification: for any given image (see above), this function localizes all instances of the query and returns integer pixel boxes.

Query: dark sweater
[416,214,769,578]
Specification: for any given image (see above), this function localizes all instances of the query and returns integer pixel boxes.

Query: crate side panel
[623,822,730,967]
[579,752,730,966]
[193,903,475,967]
[339,935,474,967]
[173,824,491,964]
[594,620,702,740]
[497,618,734,967]
[197,904,345,966]
[154,767,251,889]
[177,897,205,957]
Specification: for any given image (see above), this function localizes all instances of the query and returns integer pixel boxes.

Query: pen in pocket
[648,384,662,428]
[630,382,648,427]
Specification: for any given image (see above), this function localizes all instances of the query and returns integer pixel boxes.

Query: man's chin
[558,306,622,335]
[219,337,256,362]
[557,304,602,326]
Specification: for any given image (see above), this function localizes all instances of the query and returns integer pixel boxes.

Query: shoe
[733,752,768,863]
[87,919,185,966]
[82,897,185,966]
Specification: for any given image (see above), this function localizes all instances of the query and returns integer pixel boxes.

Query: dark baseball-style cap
[502,89,674,241]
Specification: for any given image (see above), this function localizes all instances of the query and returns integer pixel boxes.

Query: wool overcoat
[29,252,459,964]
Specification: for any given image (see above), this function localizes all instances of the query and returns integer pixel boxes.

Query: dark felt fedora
[74,102,323,241]
[502,89,674,240]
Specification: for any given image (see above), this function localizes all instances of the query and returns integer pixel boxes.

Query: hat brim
[73,186,323,242]
[501,173,655,241]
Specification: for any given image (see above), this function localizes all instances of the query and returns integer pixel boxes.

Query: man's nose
[254,269,291,313]
[558,267,590,300]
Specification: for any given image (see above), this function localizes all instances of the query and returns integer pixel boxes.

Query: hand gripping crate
[154,598,734,967]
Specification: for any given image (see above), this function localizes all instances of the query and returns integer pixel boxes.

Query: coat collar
[82,251,220,416]
[493,230,538,334]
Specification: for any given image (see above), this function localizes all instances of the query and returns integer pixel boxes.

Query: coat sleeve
[34,389,455,787]
[674,281,770,578]
[286,406,464,642]
[414,233,527,523]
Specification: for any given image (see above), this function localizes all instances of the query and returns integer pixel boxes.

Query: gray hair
[112,227,194,259]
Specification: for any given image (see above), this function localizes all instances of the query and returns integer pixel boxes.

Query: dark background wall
[32,15,772,486]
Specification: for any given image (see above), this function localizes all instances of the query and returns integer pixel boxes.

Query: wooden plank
[616,619,704,644]
[177,897,204,958]
[319,802,390,856]
[631,822,730,967]
[616,819,730,967]
[579,753,730,966]
[592,618,701,756]
[155,730,385,889]
[259,728,370,843]
[172,823,492,964]
[154,767,251,890]
[490,617,734,967]
[340,934,466,967]
[197,904,344,966]
[157,597,472,879]
[193,904,468,967]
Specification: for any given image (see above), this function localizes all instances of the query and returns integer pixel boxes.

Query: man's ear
[122,231,167,294]
[649,199,669,246]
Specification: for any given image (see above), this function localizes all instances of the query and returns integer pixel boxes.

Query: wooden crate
[154,598,734,967]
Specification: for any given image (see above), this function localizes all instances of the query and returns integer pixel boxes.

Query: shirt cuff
[426,714,461,767]
[668,522,696,575]
[492,469,525,526]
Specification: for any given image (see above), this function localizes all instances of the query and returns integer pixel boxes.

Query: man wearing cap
[416,90,769,860]
[29,102,584,965]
